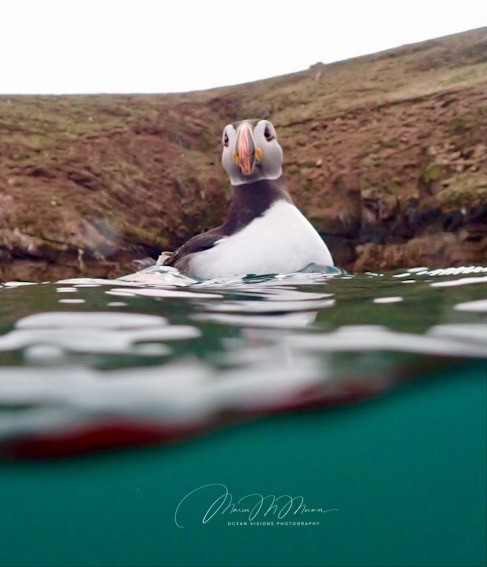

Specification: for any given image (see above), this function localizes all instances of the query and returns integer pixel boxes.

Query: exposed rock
[308,172,362,237]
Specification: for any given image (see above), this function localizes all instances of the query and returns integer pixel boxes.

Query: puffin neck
[222,176,293,235]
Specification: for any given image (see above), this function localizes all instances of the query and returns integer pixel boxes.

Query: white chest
[187,201,333,279]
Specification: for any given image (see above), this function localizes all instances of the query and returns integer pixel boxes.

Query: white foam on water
[286,325,487,358]
[454,299,487,312]
[105,290,137,297]
[24,345,67,363]
[57,277,146,288]
[130,343,172,356]
[16,312,168,329]
[430,276,487,288]
[192,311,319,329]
[0,315,200,354]
[429,324,487,347]
[119,265,198,286]
[116,287,224,300]
[3,282,37,288]
[199,298,334,314]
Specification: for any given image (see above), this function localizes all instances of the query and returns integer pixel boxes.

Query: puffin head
[221,119,283,186]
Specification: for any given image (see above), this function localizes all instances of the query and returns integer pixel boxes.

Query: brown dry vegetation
[0,27,486,281]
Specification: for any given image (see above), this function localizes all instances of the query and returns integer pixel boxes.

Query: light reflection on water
[0,265,486,457]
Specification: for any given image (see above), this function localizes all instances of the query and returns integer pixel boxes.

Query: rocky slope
[0,27,486,281]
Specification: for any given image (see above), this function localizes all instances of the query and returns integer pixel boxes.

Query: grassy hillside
[0,27,486,280]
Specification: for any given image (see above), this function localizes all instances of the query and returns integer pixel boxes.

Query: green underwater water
[0,266,485,566]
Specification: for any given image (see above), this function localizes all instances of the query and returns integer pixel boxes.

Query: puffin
[162,119,333,279]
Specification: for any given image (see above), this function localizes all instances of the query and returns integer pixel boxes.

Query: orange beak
[236,123,256,175]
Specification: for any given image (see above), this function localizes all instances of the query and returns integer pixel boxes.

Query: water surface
[0,264,485,458]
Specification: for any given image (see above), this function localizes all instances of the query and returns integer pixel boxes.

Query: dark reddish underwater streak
[1,381,388,459]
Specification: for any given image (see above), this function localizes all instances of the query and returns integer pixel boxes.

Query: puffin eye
[264,124,275,141]
[223,132,229,147]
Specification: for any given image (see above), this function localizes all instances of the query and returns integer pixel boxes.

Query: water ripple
[0,264,485,457]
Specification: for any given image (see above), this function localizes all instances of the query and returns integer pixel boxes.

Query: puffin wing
[163,227,223,272]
